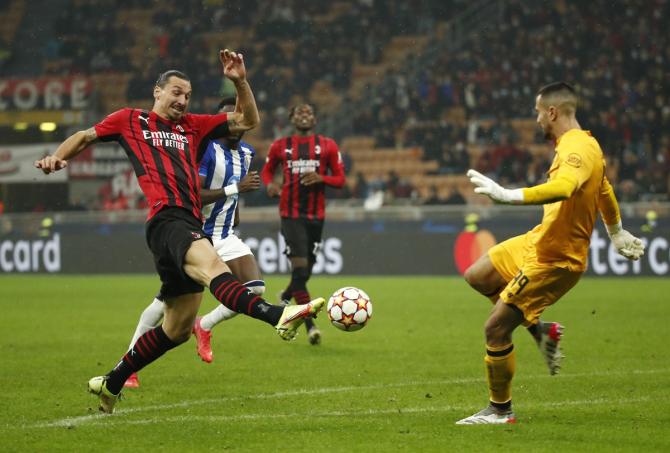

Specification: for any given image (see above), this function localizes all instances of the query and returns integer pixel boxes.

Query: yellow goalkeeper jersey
[529,129,605,271]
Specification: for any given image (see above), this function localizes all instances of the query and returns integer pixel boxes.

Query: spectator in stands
[351,172,370,199]
[423,185,443,205]
[443,188,466,205]
[439,141,470,175]
[0,37,12,70]
[338,1,669,201]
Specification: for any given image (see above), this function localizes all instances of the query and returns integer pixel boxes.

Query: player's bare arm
[220,49,260,134]
[199,171,260,205]
[34,127,99,174]
[233,205,240,227]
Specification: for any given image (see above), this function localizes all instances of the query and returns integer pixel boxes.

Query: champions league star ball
[327,287,372,332]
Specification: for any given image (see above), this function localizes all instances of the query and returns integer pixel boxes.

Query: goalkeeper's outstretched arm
[466,169,578,205]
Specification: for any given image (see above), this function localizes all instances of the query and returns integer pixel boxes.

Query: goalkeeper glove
[467,169,524,204]
[606,221,645,260]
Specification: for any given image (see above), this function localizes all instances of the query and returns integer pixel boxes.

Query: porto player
[261,103,345,344]
[35,50,325,414]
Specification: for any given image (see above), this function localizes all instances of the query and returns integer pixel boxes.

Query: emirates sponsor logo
[142,130,188,151]
[287,159,320,174]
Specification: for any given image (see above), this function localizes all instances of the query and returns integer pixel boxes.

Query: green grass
[1,275,669,452]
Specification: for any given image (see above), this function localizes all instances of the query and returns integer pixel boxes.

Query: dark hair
[155,70,190,88]
[217,97,237,112]
[537,81,576,97]
[289,103,315,119]
[537,82,578,114]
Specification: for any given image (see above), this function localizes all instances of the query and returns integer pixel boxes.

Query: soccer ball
[327,287,372,332]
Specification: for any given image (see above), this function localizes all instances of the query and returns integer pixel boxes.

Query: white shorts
[213,234,253,262]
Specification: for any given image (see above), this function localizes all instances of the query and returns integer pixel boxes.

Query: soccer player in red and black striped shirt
[35,50,325,414]
[261,103,346,345]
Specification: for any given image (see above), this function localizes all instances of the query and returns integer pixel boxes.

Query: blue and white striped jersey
[199,139,255,240]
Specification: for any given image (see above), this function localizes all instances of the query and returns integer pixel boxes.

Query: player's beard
[168,104,185,121]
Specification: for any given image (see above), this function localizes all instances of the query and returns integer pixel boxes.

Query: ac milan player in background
[34,50,325,414]
[261,103,346,345]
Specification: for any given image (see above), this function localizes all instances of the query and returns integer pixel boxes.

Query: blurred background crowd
[0,0,668,213]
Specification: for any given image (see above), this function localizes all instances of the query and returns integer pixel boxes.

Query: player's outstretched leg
[275,298,326,341]
[208,272,324,340]
[88,376,121,414]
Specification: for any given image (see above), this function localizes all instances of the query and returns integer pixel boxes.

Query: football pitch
[1,275,669,452]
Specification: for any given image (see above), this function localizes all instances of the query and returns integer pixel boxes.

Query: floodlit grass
[1,275,669,452]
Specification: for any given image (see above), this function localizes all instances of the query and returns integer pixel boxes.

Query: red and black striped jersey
[261,134,345,220]
[94,108,229,221]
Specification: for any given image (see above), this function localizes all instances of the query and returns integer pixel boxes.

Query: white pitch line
[28,368,670,429]
[40,396,660,429]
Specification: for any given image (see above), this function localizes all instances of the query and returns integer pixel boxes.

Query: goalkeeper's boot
[276,298,325,341]
[192,317,213,363]
[456,405,516,425]
[123,372,140,389]
[538,322,564,375]
[88,376,120,414]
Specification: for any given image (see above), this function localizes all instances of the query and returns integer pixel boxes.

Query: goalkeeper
[457,82,644,425]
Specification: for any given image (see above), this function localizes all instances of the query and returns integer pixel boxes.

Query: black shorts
[145,207,211,299]
[280,217,324,261]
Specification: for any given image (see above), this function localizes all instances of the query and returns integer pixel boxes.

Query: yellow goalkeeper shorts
[488,234,529,282]
[489,232,582,325]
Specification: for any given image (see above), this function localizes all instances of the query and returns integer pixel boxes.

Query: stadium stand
[0,0,668,211]
[339,0,670,204]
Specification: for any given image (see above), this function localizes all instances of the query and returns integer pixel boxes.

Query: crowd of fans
[2,0,669,211]
[351,0,670,202]
[42,0,461,114]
